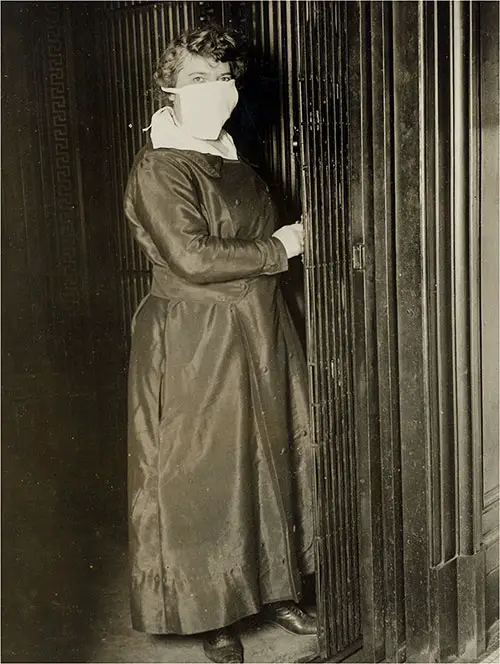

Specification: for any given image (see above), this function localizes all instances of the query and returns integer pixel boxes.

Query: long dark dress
[124,145,314,635]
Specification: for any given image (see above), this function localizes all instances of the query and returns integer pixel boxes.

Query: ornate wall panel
[31,3,92,372]
[3,2,90,387]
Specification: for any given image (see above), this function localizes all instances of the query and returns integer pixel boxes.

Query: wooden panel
[391,5,432,660]
[484,535,500,630]
[478,0,499,638]
[347,2,399,661]
[479,1,500,507]
[347,1,490,661]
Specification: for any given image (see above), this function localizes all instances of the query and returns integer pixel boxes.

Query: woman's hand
[272,222,304,259]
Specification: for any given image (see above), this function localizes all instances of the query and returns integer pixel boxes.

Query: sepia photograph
[2,1,499,663]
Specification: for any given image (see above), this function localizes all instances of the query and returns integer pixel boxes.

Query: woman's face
[174,53,232,87]
[170,53,233,130]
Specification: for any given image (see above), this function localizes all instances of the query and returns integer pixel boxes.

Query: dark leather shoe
[203,627,244,663]
[264,601,317,635]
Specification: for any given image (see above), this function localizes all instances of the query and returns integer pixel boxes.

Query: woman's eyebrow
[187,69,230,77]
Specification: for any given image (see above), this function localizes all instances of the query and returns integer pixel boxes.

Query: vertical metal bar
[322,1,345,649]
[267,1,279,177]
[306,17,327,632]
[342,1,362,641]
[257,0,267,166]
[162,3,170,50]
[124,9,142,311]
[316,6,336,647]
[116,13,135,326]
[334,5,350,649]
[331,5,347,647]
[276,1,287,194]
[117,12,133,318]
[317,1,342,650]
[152,6,161,92]
[182,0,189,27]
[138,9,148,129]
[295,1,328,655]
[285,0,297,200]
[107,13,129,335]
[336,1,358,646]
[174,1,182,41]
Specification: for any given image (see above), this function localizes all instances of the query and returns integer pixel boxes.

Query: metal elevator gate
[100,2,362,659]
[296,3,362,658]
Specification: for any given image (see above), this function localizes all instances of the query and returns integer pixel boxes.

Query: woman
[124,23,316,664]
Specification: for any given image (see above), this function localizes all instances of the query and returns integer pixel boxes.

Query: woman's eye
[220,75,233,82]
[192,76,205,83]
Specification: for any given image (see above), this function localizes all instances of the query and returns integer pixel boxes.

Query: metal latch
[352,243,366,271]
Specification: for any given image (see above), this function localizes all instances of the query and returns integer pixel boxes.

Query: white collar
[146,106,239,161]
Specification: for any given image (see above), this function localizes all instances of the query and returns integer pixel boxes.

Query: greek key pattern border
[41,3,84,312]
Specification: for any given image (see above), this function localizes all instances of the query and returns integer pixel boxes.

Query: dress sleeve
[125,151,289,284]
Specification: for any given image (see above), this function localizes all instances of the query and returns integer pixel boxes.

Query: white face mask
[161,80,239,140]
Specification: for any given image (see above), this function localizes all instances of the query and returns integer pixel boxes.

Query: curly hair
[153,23,248,98]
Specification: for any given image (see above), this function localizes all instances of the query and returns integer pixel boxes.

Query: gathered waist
[150,265,276,304]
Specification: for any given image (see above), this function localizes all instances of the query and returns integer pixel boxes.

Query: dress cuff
[262,237,289,275]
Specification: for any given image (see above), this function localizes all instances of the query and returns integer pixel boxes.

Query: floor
[2,513,497,664]
[87,544,500,664]
[2,517,318,664]
[87,534,319,664]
